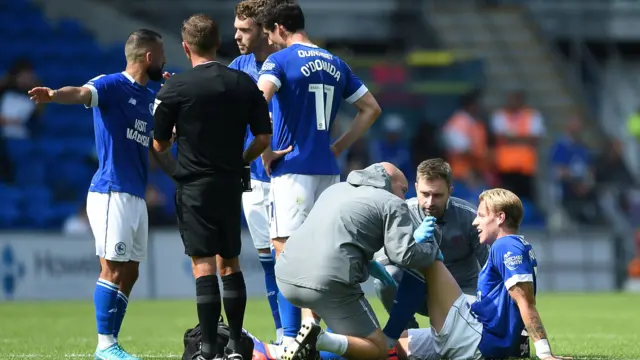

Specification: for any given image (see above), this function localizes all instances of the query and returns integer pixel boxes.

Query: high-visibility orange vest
[444,111,488,179]
[494,108,538,175]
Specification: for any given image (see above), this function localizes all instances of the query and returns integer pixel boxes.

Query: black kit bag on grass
[183,316,254,360]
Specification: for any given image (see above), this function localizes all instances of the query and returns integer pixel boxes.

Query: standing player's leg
[269,175,317,346]
[242,180,282,342]
[217,179,249,359]
[87,191,139,359]
[114,196,149,342]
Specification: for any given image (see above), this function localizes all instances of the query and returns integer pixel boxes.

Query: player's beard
[147,64,164,82]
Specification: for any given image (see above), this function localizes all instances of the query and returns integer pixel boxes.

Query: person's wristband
[535,339,552,359]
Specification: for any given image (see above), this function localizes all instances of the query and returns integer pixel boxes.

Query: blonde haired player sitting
[392,188,571,360]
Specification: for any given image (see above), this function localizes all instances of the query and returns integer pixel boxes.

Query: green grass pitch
[0,293,638,359]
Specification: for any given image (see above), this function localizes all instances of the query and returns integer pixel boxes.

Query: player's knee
[365,329,388,360]
[99,259,125,283]
[191,256,217,278]
[122,261,140,284]
[271,237,288,259]
[217,256,241,276]
[257,248,271,255]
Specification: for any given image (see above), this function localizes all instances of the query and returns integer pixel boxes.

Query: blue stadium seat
[49,202,80,226]
[15,160,47,186]
[0,207,21,229]
[5,138,38,162]
[0,184,23,205]
[35,139,68,159]
[22,204,53,229]
[0,185,22,229]
[62,138,95,158]
[20,185,53,204]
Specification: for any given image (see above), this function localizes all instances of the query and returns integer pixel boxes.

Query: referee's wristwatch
[242,163,252,192]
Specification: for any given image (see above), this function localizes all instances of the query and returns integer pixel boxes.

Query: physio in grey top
[274,162,440,360]
[375,158,489,335]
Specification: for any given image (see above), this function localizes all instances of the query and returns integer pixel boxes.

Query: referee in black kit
[152,14,271,360]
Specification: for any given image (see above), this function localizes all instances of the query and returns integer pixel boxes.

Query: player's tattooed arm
[509,282,548,342]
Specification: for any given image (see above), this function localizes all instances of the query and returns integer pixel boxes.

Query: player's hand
[161,72,174,87]
[368,261,397,288]
[413,216,436,243]
[262,146,293,176]
[28,87,55,104]
[330,144,340,158]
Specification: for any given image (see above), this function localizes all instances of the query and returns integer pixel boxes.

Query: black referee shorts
[175,176,243,259]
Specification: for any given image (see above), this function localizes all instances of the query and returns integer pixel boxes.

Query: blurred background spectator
[550,115,599,224]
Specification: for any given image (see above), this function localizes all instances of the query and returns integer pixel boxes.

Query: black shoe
[282,321,322,360]
[223,347,243,360]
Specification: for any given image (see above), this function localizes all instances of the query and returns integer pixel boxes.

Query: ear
[414,182,418,192]
[448,185,454,195]
[182,42,190,56]
[496,211,506,226]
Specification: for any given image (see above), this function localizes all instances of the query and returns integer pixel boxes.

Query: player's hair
[478,188,524,231]
[124,29,162,62]
[416,158,452,187]
[257,2,305,32]
[235,0,262,21]
[181,14,220,55]
[236,0,294,23]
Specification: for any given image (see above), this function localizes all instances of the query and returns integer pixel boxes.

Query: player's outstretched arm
[28,86,92,106]
[509,282,570,360]
[331,92,381,157]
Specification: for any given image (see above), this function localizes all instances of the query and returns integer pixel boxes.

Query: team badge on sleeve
[503,251,523,271]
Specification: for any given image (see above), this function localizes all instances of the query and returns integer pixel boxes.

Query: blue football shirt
[83,71,155,199]
[229,53,272,183]
[471,234,538,358]
[258,43,368,176]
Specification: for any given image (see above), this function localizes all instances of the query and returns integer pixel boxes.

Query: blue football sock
[259,252,282,331]
[319,351,343,360]
[113,291,128,340]
[94,279,119,338]
[383,270,426,341]
[277,291,301,339]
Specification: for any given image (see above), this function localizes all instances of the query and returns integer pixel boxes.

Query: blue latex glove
[368,260,397,288]
[413,216,437,243]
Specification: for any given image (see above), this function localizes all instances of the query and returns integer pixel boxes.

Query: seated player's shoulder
[494,235,528,255]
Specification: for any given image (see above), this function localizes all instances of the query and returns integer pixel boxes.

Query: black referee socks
[195,275,222,359]
[222,271,247,353]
